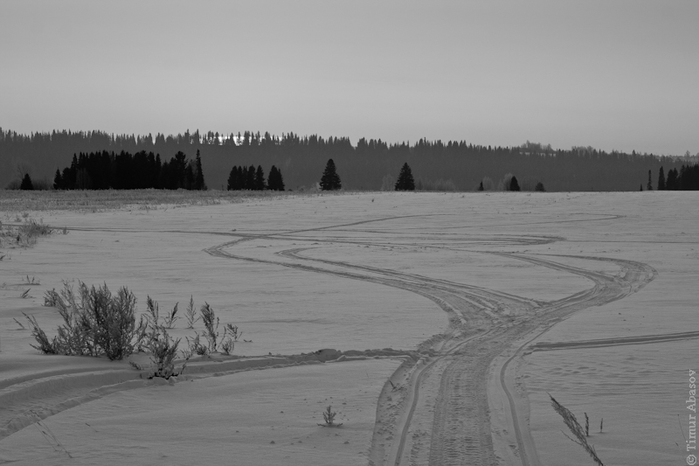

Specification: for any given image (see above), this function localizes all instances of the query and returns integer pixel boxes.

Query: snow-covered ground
[1,191,696,465]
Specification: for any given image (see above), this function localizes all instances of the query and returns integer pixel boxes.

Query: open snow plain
[0,191,697,465]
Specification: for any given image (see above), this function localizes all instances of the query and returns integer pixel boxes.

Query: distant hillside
[0,129,691,191]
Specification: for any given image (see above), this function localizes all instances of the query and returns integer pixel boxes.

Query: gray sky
[2,0,698,155]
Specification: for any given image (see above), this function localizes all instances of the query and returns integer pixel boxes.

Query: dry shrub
[28,282,140,360]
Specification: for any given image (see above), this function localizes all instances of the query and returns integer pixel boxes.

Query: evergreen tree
[53,169,63,190]
[194,149,206,190]
[509,176,521,192]
[228,165,240,191]
[647,170,653,191]
[535,181,545,192]
[267,165,285,191]
[20,173,33,190]
[254,165,266,190]
[320,159,341,190]
[657,166,666,190]
[666,168,679,190]
[394,163,415,191]
[477,181,484,191]
[184,163,195,189]
[245,165,256,190]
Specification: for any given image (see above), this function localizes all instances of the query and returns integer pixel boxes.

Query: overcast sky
[2,1,698,155]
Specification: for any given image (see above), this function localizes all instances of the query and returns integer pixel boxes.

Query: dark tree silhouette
[320,159,341,191]
[394,163,415,191]
[53,169,62,190]
[535,181,546,192]
[666,168,679,189]
[478,181,484,191]
[245,165,255,190]
[194,149,206,190]
[254,165,266,190]
[267,165,285,191]
[647,170,653,191]
[657,166,666,190]
[509,176,521,192]
[228,165,242,191]
[20,173,33,190]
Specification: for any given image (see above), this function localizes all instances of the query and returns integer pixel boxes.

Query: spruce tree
[509,176,521,192]
[245,165,255,190]
[20,173,33,190]
[478,181,484,191]
[647,170,653,191]
[194,149,206,190]
[228,166,240,190]
[267,165,285,191]
[394,163,415,191]
[320,159,341,191]
[666,168,679,190]
[53,169,63,190]
[255,165,266,190]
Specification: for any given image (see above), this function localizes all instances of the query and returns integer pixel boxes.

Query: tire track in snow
[224,243,655,466]
[489,253,656,466]
[528,330,699,352]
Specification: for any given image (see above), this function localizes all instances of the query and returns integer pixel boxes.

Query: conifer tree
[194,149,206,190]
[227,166,238,190]
[320,159,341,191]
[20,173,33,190]
[267,165,285,191]
[647,170,653,191]
[255,165,266,190]
[394,163,415,191]
[666,168,679,190]
[53,169,63,190]
[245,165,256,190]
[509,176,521,192]
[478,181,484,191]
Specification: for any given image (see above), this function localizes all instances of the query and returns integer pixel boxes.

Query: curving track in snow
[204,217,656,466]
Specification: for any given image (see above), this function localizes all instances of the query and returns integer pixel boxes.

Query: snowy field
[0,191,697,465]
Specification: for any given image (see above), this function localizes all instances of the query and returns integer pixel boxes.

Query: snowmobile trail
[206,221,655,466]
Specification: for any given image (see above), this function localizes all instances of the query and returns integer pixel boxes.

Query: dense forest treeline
[1,128,697,191]
[51,150,206,191]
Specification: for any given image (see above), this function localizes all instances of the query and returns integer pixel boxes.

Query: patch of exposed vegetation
[26,281,243,379]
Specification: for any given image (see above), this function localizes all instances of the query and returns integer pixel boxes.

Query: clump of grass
[200,302,220,352]
[184,295,199,329]
[198,303,240,355]
[549,394,604,466]
[186,334,208,356]
[0,217,56,248]
[23,275,40,285]
[24,313,56,354]
[143,296,179,329]
[28,282,141,360]
[318,405,343,427]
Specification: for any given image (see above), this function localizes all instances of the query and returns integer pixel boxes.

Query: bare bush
[29,282,141,360]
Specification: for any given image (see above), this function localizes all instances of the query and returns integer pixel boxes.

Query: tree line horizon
[2,128,698,192]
